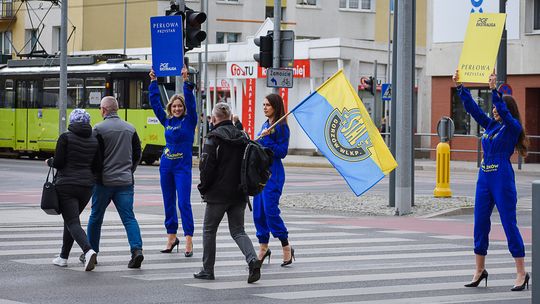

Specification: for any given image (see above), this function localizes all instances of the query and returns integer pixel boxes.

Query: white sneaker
[52,256,68,267]
[84,249,97,271]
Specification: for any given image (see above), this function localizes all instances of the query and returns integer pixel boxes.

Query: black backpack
[239,135,274,197]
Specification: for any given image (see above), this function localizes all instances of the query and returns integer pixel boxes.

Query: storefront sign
[280,87,288,112]
[242,78,256,139]
[227,62,258,79]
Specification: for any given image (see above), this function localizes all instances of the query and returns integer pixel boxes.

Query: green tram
[0,56,178,164]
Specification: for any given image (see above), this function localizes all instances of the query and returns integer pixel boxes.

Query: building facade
[3,0,429,153]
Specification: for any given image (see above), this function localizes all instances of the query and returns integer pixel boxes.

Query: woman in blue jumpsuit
[253,93,295,267]
[149,68,197,257]
[454,71,529,291]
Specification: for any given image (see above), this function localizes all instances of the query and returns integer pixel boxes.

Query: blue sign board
[150,15,184,77]
[381,83,392,101]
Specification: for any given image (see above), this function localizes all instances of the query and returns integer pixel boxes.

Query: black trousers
[56,185,93,259]
[202,201,257,272]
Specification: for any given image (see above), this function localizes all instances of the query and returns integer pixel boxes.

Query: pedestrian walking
[253,94,295,266]
[46,109,98,271]
[232,114,243,131]
[86,96,144,269]
[454,70,529,291]
[195,102,262,283]
[149,67,196,257]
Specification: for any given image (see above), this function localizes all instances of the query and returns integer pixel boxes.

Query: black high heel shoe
[280,247,295,267]
[260,249,272,264]
[160,238,179,253]
[511,273,530,291]
[464,269,488,287]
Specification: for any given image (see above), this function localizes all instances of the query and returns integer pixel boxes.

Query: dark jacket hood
[207,121,246,145]
[68,122,93,138]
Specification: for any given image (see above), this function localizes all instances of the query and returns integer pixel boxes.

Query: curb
[420,206,475,218]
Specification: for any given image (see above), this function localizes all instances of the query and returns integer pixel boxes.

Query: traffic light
[165,4,180,16]
[253,33,273,68]
[361,76,375,95]
[184,8,207,52]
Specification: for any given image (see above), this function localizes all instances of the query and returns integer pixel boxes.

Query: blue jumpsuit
[253,121,290,244]
[457,86,525,258]
[149,81,197,236]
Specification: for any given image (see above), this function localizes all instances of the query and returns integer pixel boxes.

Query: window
[216,32,241,44]
[451,88,492,135]
[340,0,371,10]
[25,29,39,53]
[0,79,14,108]
[535,0,540,30]
[297,0,316,5]
[16,80,40,108]
[85,78,106,109]
[52,27,60,53]
[265,6,286,19]
[0,31,11,55]
[43,78,83,108]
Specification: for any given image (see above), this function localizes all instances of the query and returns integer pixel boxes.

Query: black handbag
[41,167,60,215]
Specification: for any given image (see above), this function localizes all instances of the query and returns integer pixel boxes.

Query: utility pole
[272,0,281,94]
[123,0,127,55]
[389,0,398,207]
[59,0,67,134]
[497,0,507,85]
[394,0,414,215]
[175,0,185,95]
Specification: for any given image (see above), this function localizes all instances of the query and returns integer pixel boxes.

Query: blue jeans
[87,184,143,253]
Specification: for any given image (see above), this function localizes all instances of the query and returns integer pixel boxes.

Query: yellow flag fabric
[291,70,397,196]
[458,13,506,83]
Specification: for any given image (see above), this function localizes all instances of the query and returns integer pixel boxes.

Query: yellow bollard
[433,142,452,197]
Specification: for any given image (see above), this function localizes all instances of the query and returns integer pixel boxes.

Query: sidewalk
[280,154,540,176]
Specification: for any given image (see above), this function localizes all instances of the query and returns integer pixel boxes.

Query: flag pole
[254,110,293,141]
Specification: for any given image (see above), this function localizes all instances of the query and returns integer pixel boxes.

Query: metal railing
[380,133,540,170]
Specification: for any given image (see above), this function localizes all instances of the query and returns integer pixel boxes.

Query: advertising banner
[150,15,184,77]
[280,87,288,112]
[458,13,506,83]
[242,78,256,139]
[227,62,258,79]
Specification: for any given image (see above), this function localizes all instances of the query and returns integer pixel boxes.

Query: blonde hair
[166,94,186,117]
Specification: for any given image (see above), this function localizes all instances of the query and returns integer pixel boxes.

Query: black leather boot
[247,259,262,283]
[128,249,144,269]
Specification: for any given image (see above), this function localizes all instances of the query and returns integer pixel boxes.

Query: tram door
[0,79,15,149]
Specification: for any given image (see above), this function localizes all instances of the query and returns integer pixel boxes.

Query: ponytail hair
[502,95,529,157]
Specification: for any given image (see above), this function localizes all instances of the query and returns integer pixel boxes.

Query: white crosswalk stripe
[0,216,532,303]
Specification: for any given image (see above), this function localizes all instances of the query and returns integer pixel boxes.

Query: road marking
[331,291,531,304]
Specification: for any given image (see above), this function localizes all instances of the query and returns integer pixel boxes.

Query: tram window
[85,78,106,109]
[0,79,15,108]
[139,80,150,109]
[43,78,59,108]
[16,80,40,108]
[43,78,83,108]
[28,80,40,108]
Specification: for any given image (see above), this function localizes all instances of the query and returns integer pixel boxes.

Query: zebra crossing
[0,212,532,304]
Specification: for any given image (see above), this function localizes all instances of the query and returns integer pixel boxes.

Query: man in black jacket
[195,102,261,283]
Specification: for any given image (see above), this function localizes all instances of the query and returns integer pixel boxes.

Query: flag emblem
[325,108,372,161]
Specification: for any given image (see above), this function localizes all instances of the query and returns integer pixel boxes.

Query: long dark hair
[502,95,529,157]
[265,93,287,125]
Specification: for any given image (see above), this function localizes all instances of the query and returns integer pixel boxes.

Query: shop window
[451,88,492,135]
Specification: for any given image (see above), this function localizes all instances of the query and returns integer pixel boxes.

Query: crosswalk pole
[533,181,540,302]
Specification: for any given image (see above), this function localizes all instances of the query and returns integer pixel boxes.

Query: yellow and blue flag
[292,70,397,196]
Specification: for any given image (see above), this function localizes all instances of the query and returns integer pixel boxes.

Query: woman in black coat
[46,109,99,271]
